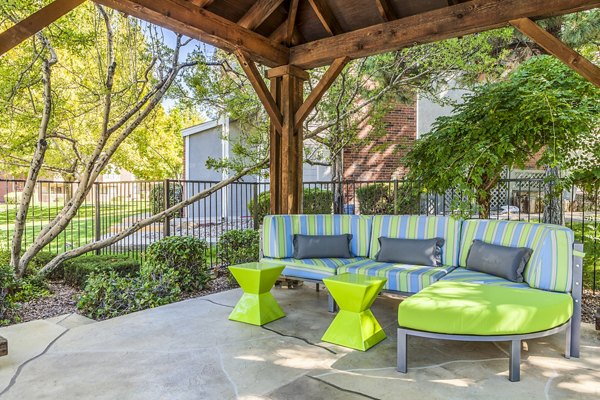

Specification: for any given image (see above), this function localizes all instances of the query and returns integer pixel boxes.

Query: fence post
[163,179,171,237]
[252,183,259,230]
[393,179,399,215]
[94,182,101,255]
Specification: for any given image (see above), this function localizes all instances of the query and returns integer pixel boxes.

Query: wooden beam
[95,0,289,67]
[238,0,285,30]
[375,0,397,22]
[189,0,214,8]
[295,57,349,128]
[235,50,284,132]
[269,20,304,45]
[267,64,309,80]
[286,0,300,45]
[290,0,600,69]
[510,18,600,87]
[0,0,85,56]
[307,0,343,36]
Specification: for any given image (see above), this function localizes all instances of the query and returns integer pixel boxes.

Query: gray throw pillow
[292,234,353,259]
[376,237,445,266]
[466,240,533,282]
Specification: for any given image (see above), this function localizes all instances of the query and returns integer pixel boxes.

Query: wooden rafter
[269,21,304,45]
[235,50,284,132]
[238,0,285,30]
[294,56,349,129]
[375,0,397,22]
[286,0,300,45]
[307,0,343,36]
[511,18,600,87]
[95,0,289,67]
[0,0,85,57]
[290,0,600,69]
[189,0,214,8]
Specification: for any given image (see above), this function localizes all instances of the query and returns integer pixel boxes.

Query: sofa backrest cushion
[459,220,574,292]
[262,214,372,258]
[368,215,461,266]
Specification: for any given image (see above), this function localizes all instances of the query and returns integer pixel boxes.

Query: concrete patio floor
[0,285,599,400]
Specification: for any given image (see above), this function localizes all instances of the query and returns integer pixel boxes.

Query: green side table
[322,273,387,351]
[228,262,286,326]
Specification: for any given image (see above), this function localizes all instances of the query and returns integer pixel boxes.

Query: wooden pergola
[2,0,600,215]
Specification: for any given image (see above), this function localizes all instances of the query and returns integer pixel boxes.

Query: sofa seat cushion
[260,257,366,281]
[441,268,530,289]
[337,259,456,293]
[398,281,573,336]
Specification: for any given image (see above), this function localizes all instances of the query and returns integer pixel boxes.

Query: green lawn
[0,202,151,254]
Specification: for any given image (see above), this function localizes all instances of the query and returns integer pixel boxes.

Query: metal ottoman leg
[327,292,337,313]
[397,329,407,373]
[509,340,521,382]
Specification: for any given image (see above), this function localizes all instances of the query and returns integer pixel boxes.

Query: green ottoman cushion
[398,281,573,335]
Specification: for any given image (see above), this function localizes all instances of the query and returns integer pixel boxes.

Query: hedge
[249,187,333,224]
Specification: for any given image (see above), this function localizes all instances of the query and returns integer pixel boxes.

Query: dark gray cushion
[292,234,353,259]
[376,237,445,266]
[466,240,533,283]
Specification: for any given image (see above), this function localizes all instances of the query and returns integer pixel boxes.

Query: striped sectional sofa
[260,214,583,381]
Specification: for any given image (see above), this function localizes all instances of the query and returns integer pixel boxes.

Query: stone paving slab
[0,285,598,399]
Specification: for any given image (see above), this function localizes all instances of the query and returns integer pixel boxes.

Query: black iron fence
[1,178,598,290]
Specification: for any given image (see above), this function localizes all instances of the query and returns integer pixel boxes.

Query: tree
[1,3,200,277]
[405,55,600,218]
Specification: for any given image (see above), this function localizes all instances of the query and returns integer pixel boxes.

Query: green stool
[228,262,286,326]
[322,273,387,351]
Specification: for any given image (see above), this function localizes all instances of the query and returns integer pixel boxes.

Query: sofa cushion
[465,240,533,282]
[459,220,574,292]
[441,268,530,289]
[262,215,372,258]
[293,234,353,259]
[337,259,456,293]
[369,215,461,266]
[260,256,366,281]
[398,281,573,335]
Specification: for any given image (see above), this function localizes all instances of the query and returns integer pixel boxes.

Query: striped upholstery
[369,215,461,266]
[262,214,372,258]
[441,268,530,289]
[261,257,366,281]
[459,220,574,292]
[338,259,456,293]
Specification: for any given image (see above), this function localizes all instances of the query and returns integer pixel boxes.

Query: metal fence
[1,178,598,290]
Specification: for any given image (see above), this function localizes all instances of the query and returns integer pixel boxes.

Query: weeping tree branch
[38,158,269,276]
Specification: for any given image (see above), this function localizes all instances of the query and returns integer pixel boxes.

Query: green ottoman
[322,273,387,351]
[228,262,286,326]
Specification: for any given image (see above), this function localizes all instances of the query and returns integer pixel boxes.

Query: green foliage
[405,56,600,217]
[356,183,421,215]
[62,255,140,288]
[0,264,16,324]
[249,188,333,224]
[144,236,211,292]
[150,183,183,215]
[0,263,50,325]
[77,269,180,320]
[0,251,55,277]
[216,229,259,267]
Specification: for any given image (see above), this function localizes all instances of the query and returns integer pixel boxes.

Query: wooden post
[267,66,309,214]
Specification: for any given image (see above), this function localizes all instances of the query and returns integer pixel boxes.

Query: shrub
[62,254,141,288]
[248,188,333,224]
[77,269,180,320]
[149,182,183,216]
[0,264,16,324]
[144,236,211,292]
[217,229,259,267]
[356,183,421,215]
[0,251,57,277]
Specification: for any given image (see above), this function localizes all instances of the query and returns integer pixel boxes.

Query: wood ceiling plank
[307,0,343,36]
[375,0,397,22]
[238,0,285,30]
[189,0,215,8]
[95,0,289,67]
[295,56,349,128]
[235,50,284,131]
[290,0,600,69]
[0,0,85,56]
[511,18,600,87]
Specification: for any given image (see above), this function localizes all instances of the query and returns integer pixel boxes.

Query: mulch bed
[12,277,600,328]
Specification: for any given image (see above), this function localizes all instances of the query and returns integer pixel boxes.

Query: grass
[569,221,599,290]
[0,201,152,254]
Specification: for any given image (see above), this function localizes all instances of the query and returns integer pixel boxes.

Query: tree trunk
[543,166,563,225]
[332,151,344,214]
[477,191,491,219]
